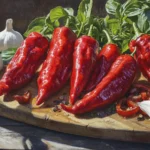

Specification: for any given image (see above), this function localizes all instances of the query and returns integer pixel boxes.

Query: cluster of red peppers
[0,23,150,117]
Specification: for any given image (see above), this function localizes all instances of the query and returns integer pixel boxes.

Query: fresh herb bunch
[24,0,150,53]
[105,0,150,53]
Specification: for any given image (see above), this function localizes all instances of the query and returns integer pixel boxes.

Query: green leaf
[50,6,68,23]
[121,40,130,53]
[124,8,143,17]
[137,12,150,33]
[1,48,17,64]
[24,17,45,37]
[77,0,93,22]
[105,0,121,16]
[64,8,74,16]
[24,26,43,37]
[122,0,147,17]
[106,18,120,35]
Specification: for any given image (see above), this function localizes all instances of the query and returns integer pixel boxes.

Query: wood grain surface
[0,70,150,143]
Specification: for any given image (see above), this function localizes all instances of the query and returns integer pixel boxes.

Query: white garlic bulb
[0,18,24,51]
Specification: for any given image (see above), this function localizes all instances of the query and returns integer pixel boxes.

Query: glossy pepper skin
[70,35,99,105]
[85,43,120,92]
[129,34,150,81]
[0,32,49,95]
[36,27,77,105]
[61,55,137,114]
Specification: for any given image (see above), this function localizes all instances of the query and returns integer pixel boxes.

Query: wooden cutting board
[0,71,150,143]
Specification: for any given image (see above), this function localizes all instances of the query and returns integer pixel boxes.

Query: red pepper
[13,91,31,104]
[0,32,49,95]
[116,98,140,117]
[117,82,150,117]
[36,27,77,105]
[85,30,120,92]
[69,35,99,105]
[129,23,150,81]
[61,55,137,114]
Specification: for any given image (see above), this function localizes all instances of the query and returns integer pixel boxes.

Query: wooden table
[0,116,150,150]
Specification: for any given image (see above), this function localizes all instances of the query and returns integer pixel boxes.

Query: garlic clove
[137,100,150,117]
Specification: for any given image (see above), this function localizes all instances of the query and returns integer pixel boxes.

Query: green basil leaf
[50,6,68,23]
[24,26,43,37]
[121,40,130,53]
[106,19,120,35]
[105,0,121,16]
[24,17,45,37]
[64,7,74,16]
[137,12,150,33]
[124,8,143,17]
[77,0,93,23]
[1,48,17,64]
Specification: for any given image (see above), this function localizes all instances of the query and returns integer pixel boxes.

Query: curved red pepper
[0,32,49,95]
[116,98,140,117]
[36,27,77,105]
[85,43,120,92]
[69,35,99,105]
[61,55,137,114]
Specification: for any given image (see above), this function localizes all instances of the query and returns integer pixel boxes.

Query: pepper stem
[77,22,84,37]
[65,18,70,27]
[88,24,93,37]
[133,22,141,38]
[131,47,137,57]
[103,29,113,44]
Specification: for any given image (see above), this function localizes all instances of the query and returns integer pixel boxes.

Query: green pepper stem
[131,47,137,57]
[133,22,141,38]
[88,24,93,37]
[103,29,113,44]
[77,22,84,37]
[65,18,70,27]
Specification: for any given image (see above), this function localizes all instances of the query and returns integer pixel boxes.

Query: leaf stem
[103,29,113,44]
[88,24,93,37]
[77,22,84,37]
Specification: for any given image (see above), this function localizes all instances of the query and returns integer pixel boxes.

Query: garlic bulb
[0,55,3,71]
[137,100,150,117]
[0,18,24,51]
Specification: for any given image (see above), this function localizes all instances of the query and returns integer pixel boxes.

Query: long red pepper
[129,23,150,81]
[0,32,49,95]
[61,55,137,114]
[69,35,99,105]
[36,27,77,105]
[85,30,120,92]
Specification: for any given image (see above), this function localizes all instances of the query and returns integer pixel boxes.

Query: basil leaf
[64,8,74,16]
[50,6,68,23]
[137,12,150,33]
[24,17,45,37]
[106,18,120,35]
[124,8,143,17]
[105,0,121,16]
[24,26,43,37]
[1,48,17,64]
[77,0,93,23]
[122,40,130,53]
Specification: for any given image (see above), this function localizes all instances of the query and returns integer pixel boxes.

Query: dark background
[0,0,106,33]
